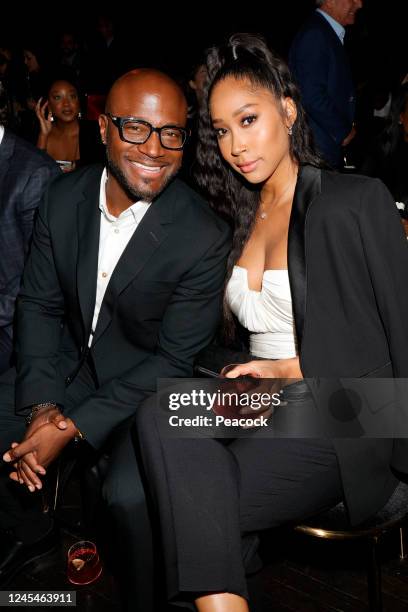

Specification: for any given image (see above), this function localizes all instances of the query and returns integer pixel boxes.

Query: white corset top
[226,266,298,359]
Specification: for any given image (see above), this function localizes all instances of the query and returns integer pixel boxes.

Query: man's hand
[26,404,68,437]
[3,419,78,491]
[6,405,70,491]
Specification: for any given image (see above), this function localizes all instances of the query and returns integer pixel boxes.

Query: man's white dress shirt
[89,168,150,345]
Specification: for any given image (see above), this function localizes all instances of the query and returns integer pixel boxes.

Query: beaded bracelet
[25,402,57,426]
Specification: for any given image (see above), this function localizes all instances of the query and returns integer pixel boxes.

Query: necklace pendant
[260,212,267,219]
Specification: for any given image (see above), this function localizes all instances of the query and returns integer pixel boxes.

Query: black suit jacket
[289,165,408,523]
[15,165,230,449]
[0,129,60,339]
[289,12,355,167]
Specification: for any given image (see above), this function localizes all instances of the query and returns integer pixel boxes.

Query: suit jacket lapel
[288,164,321,352]
[92,181,176,345]
[76,172,102,337]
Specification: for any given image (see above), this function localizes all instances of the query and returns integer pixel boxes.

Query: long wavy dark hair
[194,32,322,342]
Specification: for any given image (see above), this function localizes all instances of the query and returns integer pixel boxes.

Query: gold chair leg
[399,527,406,561]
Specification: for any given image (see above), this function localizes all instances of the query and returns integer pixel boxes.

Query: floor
[8,472,408,611]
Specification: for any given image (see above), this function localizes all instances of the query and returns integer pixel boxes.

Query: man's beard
[106,151,179,202]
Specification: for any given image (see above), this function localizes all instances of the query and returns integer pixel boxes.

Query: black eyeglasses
[106,113,189,150]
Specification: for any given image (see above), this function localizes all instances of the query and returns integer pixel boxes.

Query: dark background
[2,0,406,85]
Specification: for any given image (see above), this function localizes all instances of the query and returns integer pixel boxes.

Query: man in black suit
[0,126,60,373]
[0,69,230,610]
[289,0,362,167]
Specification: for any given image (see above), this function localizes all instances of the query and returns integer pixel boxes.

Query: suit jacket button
[65,376,72,385]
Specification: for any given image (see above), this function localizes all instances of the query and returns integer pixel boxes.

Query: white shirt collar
[316,8,346,44]
[0,125,5,145]
[99,167,150,223]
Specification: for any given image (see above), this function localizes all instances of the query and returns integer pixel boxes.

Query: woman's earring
[49,113,54,123]
[78,111,82,120]
[288,125,293,136]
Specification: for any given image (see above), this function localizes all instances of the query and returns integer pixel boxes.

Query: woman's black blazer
[289,165,408,524]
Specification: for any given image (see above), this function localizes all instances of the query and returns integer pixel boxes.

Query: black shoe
[0,526,59,587]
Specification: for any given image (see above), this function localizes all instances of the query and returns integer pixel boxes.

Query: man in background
[289,0,362,167]
[0,124,59,373]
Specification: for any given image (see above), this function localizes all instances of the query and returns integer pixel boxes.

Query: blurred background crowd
[0,1,407,195]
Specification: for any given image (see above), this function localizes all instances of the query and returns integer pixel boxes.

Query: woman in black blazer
[136,34,408,612]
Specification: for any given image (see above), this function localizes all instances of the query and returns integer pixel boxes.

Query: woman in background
[137,34,408,612]
[35,77,103,172]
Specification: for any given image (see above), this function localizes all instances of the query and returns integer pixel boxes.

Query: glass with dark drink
[67,540,102,585]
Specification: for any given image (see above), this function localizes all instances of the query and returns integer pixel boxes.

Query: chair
[294,481,408,612]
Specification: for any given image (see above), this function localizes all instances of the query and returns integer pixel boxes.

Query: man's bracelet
[25,402,57,426]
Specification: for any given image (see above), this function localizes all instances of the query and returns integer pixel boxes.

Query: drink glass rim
[68,539,98,559]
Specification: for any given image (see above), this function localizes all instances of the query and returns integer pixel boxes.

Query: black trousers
[0,363,154,612]
[135,381,344,605]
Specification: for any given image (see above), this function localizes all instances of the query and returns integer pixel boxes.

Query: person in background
[360,84,408,206]
[0,42,32,134]
[289,0,362,168]
[0,122,60,373]
[84,13,128,96]
[55,30,83,85]
[180,60,208,187]
[22,44,49,110]
[35,77,104,172]
[17,42,51,143]
[188,62,208,109]
[0,52,13,127]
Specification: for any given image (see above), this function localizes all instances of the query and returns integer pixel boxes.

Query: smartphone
[195,365,220,378]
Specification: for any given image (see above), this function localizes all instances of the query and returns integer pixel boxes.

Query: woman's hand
[216,358,302,427]
[35,97,53,143]
[223,357,302,382]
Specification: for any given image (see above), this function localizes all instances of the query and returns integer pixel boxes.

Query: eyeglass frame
[105,113,189,150]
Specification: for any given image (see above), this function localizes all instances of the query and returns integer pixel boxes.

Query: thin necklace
[258,175,297,220]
